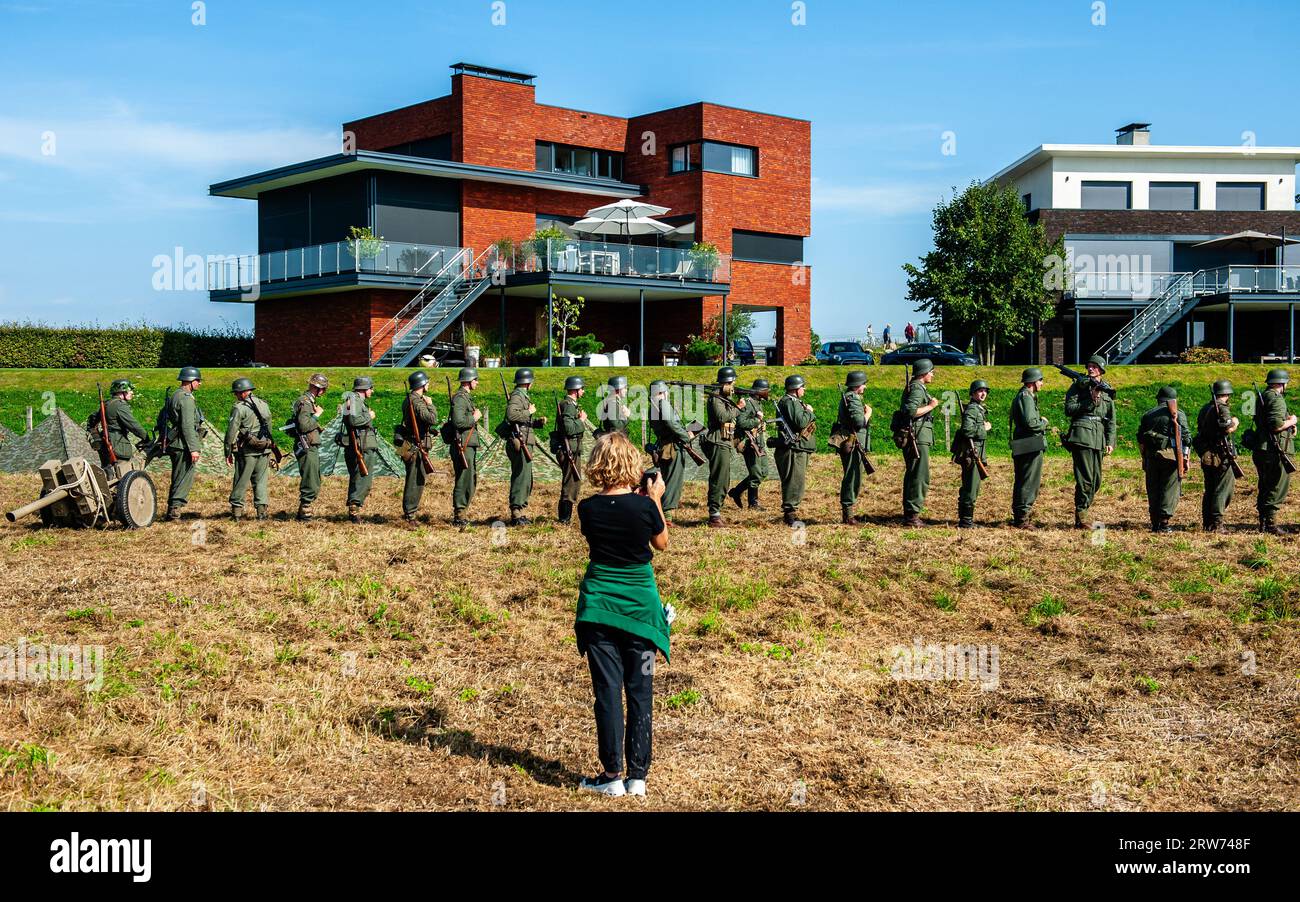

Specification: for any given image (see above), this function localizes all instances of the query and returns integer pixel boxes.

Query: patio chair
[664,259,695,282]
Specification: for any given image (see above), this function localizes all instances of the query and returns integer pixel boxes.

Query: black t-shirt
[577,492,665,566]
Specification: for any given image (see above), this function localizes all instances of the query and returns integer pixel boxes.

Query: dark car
[732,335,759,365]
[880,342,977,367]
[815,341,875,366]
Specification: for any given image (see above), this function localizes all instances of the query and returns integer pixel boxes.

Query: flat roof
[450,62,536,84]
[209,150,645,199]
[990,143,1300,184]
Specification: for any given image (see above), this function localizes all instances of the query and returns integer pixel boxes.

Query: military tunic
[224,394,274,511]
[341,390,378,509]
[702,392,739,515]
[835,391,870,506]
[957,400,988,519]
[1252,387,1294,522]
[1194,399,1237,527]
[775,393,816,513]
[449,387,479,514]
[901,380,933,516]
[92,397,148,476]
[649,395,694,514]
[1009,388,1047,521]
[291,392,324,506]
[597,392,630,436]
[731,393,767,500]
[504,386,545,511]
[164,388,202,512]
[1063,379,1116,514]
[1138,404,1192,524]
[397,390,438,518]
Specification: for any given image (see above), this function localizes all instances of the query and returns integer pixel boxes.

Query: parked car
[880,342,978,366]
[815,341,875,366]
[733,335,759,365]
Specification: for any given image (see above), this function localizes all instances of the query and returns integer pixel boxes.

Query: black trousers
[578,622,655,780]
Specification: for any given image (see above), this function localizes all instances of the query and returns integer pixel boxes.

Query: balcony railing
[207,240,463,292]
[498,238,731,284]
[1192,265,1300,294]
[1070,271,1183,301]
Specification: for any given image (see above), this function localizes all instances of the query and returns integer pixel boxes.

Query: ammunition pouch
[1009,434,1047,456]
[439,420,458,447]
[238,432,274,454]
[1200,450,1226,470]
[658,441,676,461]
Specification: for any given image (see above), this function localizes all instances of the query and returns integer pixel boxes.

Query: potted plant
[463,323,488,368]
[514,345,543,365]
[684,333,723,365]
[527,226,568,269]
[550,293,584,366]
[569,333,605,366]
[688,242,720,280]
[347,225,386,264]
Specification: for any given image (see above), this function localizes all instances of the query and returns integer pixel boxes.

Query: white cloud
[811,177,950,218]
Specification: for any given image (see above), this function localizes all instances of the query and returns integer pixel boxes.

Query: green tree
[704,307,756,351]
[902,182,1063,366]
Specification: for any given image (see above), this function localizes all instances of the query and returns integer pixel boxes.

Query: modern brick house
[984,123,1300,364]
[208,63,811,367]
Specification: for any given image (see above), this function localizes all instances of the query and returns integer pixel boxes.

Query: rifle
[95,382,117,465]
[1214,399,1247,479]
[500,373,533,463]
[243,396,285,471]
[1253,382,1298,475]
[1055,363,1117,399]
[663,380,760,410]
[554,395,580,481]
[407,392,435,476]
[1170,397,1186,479]
[344,391,369,478]
[953,399,990,479]
[443,376,470,471]
[142,387,173,467]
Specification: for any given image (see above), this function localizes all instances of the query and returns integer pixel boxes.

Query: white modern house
[985,123,1300,364]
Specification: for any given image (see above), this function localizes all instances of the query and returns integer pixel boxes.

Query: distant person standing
[163,366,203,521]
[882,324,892,349]
[1251,369,1295,534]
[864,323,875,348]
[1009,367,1050,528]
[904,322,916,343]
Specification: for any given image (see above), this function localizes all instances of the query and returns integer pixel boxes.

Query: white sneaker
[624,778,646,797]
[579,774,626,797]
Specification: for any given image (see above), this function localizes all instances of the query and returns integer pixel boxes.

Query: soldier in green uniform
[162,366,203,521]
[835,370,873,524]
[703,366,743,527]
[955,379,991,528]
[342,375,379,523]
[900,358,939,526]
[503,367,547,525]
[556,375,589,524]
[598,375,630,435]
[1251,369,1296,534]
[1009,367,1049,528]
[1062,354,1116,528]
[648,380,696,523]
[223,376,275,521]
[90,378,149,478]
[448,367,482,527]
[395,370,438,525]
[290,373,328,522]
[1193,379,1240,533]
[727,378,770,510]
[1137,386,1191,533]
[774,373,816,526]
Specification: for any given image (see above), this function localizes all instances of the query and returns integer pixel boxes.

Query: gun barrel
[6,487,71,522]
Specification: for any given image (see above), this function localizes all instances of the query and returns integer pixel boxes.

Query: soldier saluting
[1009,367,1049,529]
[834,370,872,524]
[1250,368,1296,535]
[703,366,743,528]
[342,376,378,523]
[556,375,589,524]
[598,375,630,435]
[1137,386,1191,533]
[955,379,991,529]
[224,376,275,521]
[289,374,328,522]
[774,373,816,526]
[648,380,696,524]
[728,378,770,511]
[163,366,203,521]
[1193,379,1240,533]
[899,358,939,527]
[448,367,482,527]
[396,370,438,525]
[1063,354,1116,529]
[90,378,149,478]
[503,367,546,525]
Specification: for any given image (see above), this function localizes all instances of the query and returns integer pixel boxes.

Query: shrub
[1179,346,1231,364]
[0,322,253,368]
[568,333,604,356]
[684,334,722,365]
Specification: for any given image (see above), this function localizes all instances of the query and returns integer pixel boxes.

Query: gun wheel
[114,470,157,529]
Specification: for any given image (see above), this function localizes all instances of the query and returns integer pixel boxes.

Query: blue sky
[1,0,1297,344]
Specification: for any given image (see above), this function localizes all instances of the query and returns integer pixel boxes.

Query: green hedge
[0,323,253,369]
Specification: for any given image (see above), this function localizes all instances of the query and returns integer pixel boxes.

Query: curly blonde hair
[585,431,644,491]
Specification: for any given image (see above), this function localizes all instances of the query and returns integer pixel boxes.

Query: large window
[733,230,803,264]
[1081,180,1132,210]
[535,141,623,181]
[380,134,452,161]
[1216,182,1265,211]
[1149,181,1199,211]
[670,141,758,177]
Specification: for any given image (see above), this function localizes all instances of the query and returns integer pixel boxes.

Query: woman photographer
[574,430,671,798]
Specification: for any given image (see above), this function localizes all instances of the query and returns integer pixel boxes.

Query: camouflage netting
[277,414,405,478]
[0,410,98,473]
[141,421,232,476]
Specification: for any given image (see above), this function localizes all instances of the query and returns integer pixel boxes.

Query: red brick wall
[255,292,374,366]
[345,94,458,155]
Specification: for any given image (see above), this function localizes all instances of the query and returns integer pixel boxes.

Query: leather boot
[510,508,531,526]
[347,504,362,524]
[747,487,762,510]
[451,508,468,528]
[1260,518,1282,535]
[296,503,312,522]
[707,512,724,528]
[1074,509,1087,530]
[727,485,745,509]
[557,500,573,524]
[255,505,268,521]
[902,513,923,528]
[230,506,243,521]
[164,505,181,522]
[783,510,798,527]
[841,506,859,526]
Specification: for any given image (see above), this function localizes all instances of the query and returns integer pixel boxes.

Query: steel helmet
[1156,386,1178,402]
[1086,354,1108,374]
[1211,379,1234,397]
[408,370,430,391]
[784,374,805,391]
[649,380,668,396]
[970,379,990,393]
[845,370,867,388]
[1266,368,1290,385]
[308,373,329,390]
[353,376,374,392]
[109,379,134,395]
[564,375,585,391]
[457,367,479,383]
[514,368,535,386]
[1022,367,1043,384]
[178,366,202,382]
[608,375,628,391]
[716,366,737,384]
[751,378,770,392]
[231,377,254,393]
[912,358,935,377]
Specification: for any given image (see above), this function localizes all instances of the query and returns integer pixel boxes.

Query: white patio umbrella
[573,198,673,242]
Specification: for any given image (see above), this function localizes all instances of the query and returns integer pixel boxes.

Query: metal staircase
[1095,270,1200,365]
[370,246,499,367]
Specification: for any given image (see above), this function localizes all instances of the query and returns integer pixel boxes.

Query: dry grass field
[1,455,1297,811]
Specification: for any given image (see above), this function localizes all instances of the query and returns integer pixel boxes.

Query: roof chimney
[1115,122,1151,145]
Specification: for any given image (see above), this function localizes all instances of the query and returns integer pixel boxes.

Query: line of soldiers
[86,360,1295,533]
